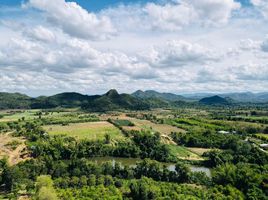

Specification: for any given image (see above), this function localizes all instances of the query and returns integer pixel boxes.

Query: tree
[104,133,111,144]
[175,162,190,183]
[37,186,58,200]
[36,175,58,200]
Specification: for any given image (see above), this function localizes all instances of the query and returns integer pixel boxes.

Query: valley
[0,91,268,199]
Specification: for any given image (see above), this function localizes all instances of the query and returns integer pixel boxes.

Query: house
[218,130,230,134]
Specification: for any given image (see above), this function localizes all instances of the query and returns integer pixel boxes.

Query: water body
[88,157,211,177]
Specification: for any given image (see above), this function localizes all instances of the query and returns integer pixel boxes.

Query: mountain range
[0,90,268,111]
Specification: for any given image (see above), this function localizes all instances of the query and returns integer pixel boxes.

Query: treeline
[13,122,171,163]
[171,130,242,149]
[171,130,268,167]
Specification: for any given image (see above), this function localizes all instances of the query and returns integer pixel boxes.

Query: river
[88,157,211,177]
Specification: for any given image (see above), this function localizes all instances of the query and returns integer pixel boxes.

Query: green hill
[32,92,94,108]
[0,92,32,109]
[82,89,150,112]
[199,95,231,105]
[132,90,186,101]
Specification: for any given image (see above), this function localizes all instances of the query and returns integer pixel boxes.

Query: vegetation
[0,93,268,199]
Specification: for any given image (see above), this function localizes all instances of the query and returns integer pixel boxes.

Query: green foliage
[35,175,58,200]
[171,130,241,149]
[212,163,267,199]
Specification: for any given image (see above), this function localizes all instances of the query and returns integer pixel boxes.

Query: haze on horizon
[0,0,268,96]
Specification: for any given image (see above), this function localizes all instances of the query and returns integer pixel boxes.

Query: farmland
[43,121,124,141]
[0,105,268,200]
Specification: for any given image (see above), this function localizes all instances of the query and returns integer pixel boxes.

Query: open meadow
[43,121,124,140]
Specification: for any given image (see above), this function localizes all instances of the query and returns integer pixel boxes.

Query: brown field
[111,113,185,135]
[128,117,185,134]
[0,133,29,165]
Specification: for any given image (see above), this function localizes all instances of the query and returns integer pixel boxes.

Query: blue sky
[0,0,267,96]
[0,0,254,10]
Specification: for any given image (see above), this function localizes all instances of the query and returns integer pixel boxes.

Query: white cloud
[144,0,240,31]
[144,2,195,31]
[102,0,240,32]
[0,0,268,95]
[24,26,56,42]
[27,0,117,40]
[142,40,220,68]
[251,0,268,18]
[239,39,261,51]
[232,63,268,80]
[261,35,268,52]
[186,0,241,25]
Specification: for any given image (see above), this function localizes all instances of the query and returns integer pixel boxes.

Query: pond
[88,157,211,177]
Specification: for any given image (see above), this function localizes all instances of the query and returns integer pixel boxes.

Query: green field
[0,109,76,122]
[43,121,124,140]
[168,145,203,160]
[256,133,268,140]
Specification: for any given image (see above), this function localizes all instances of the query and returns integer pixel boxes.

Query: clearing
[0,133,29,165]
[111,114,185,135]
[43,121,124,141]
[187,147,214,156]
[168,145,203,161]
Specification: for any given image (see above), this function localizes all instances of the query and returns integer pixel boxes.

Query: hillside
[1,90,268,111]
[132,90,186,101]
[199,95,231,105]
[81,89,150,112]
[32,92,95,108]
[0,92,32,109]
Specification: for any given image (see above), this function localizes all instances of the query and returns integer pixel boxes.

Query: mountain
[219,92,261,103]
[81,89,150,112]
[199,95,232,105]
[185,92,268,103]
[31,92,97,109]
[1,90,268,111]
[132,90,186,101]
[0,92,32,109]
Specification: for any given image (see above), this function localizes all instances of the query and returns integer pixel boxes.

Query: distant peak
[133,90,144,94]
[105,89,120,97]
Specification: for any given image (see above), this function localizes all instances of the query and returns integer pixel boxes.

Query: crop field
[0,109,76,122]
[43,121,124,140]
[113,114,186,135]
[0,110,41,122]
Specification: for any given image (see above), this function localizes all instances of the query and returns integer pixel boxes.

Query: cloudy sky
[0,0,268,96]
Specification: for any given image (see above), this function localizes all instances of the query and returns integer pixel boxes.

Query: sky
[0,0,268,96]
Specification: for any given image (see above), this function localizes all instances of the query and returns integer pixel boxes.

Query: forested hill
[1,90,268,111]
[0,90,152,111]
[0,92,33,109]
[81,89,150,112]
[199,95,232,105]
[132,90,186,101]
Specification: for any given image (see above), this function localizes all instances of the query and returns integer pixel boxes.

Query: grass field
[44,121,124,140]
[168,145,203,161]
[0,109,76,122]
[0,110,40,122]
[187,147,213,156]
